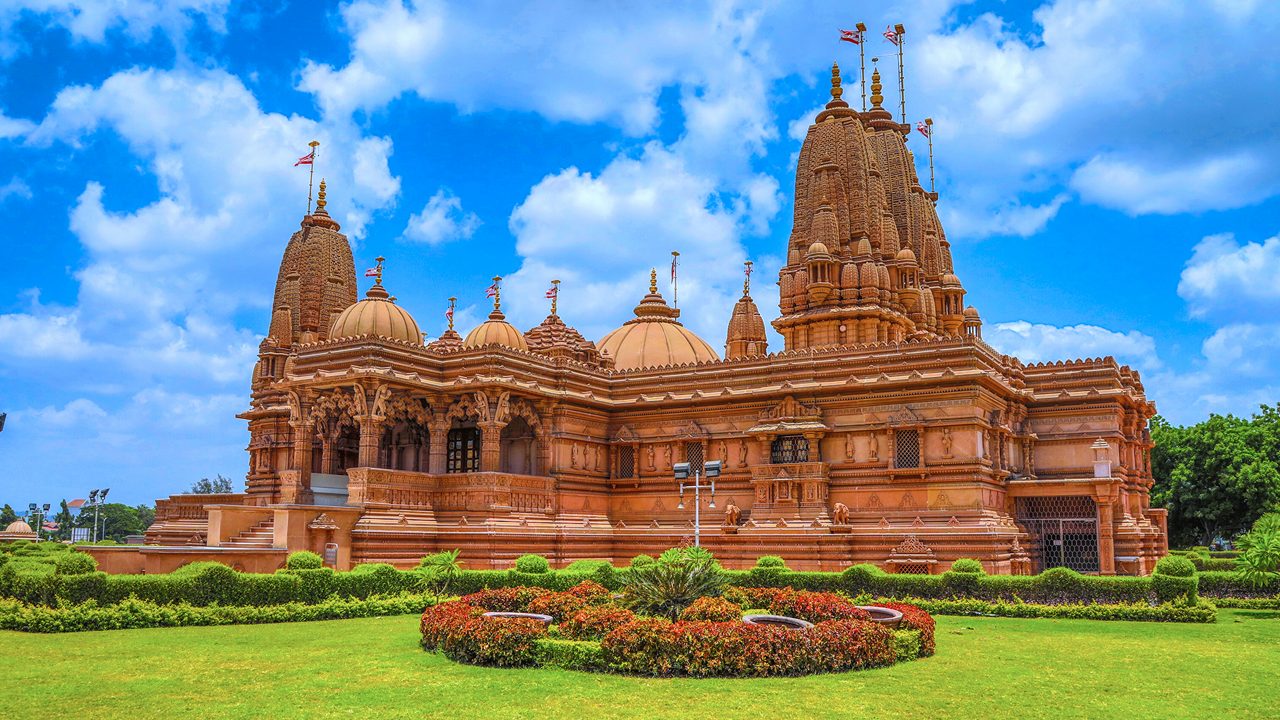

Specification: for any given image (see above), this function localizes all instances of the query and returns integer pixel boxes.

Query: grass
[4,610,1278,719]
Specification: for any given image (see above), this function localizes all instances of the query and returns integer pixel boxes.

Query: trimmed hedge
[896,596,1217,623]
[514,554,550,574]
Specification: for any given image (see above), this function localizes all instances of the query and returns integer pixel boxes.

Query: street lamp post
[674,460,721,547]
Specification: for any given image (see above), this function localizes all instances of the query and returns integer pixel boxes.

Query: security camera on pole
[674,460,721,547]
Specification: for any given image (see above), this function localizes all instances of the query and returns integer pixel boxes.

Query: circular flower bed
[420,582,935,677]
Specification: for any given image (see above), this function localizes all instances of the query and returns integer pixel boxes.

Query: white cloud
[0,0,229,58]
[985,320,1160,371]
[401,189,480,245]
[1071,153,1275,215]
[943,193,1068,239]
[0,109,34,139]
[1177,232,1280,320]
[0,176,31,201]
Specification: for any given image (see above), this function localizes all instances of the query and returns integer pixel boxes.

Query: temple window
[771,435,809,464]
[894,430,920,468]
[446,428,481,473]
[616,446,635,479]
[684,442,704,469]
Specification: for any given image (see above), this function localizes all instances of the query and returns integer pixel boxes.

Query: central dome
[329,279,423,345]
[599,270,719,370]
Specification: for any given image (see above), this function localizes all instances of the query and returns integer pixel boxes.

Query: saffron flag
[364,268,379,277]
[883,25,899,45]
[916,121,931,138]
[545,285,558,299]
[485,282,499,298]
[294,150,315,167]
[839,28,863,44]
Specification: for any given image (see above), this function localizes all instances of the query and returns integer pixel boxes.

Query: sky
[1,0,1278,507]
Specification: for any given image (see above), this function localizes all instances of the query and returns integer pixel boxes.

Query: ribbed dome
[464,309,529,351]
[599,271,719,370]
[329,281,422,344]
[2,520,34,535]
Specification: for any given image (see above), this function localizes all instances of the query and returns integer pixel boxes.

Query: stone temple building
[95,65,1168,574]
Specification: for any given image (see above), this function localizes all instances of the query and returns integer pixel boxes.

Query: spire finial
[870,58,883,108]
[447,296,456,331]
[372,256,385,285]
[830,62,843,101]
[315,178,328,213]
[649,268,658,294]
[743,260,753,297]
[550,279,560,316]
[492,275,502,312]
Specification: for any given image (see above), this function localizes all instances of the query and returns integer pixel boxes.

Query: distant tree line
[1152,404,1280,548]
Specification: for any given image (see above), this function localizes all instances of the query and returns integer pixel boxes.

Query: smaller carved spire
[649,268,658,294]
[315,179,329,214]
[743,260,753,297]
[870,59,884,108]
[825,62,849,110]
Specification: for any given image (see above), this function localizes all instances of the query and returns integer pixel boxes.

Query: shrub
[563,580,611,604]
[629,555,655,568]
[462,586,550,613]
[562,560,612,573]
[560,606,638,641]
[526,591,586,622]
[514,554,550,574]
[600,618,678,675]
[285,551,323,570]
[442,615,547,667]
[874,602,936,656]
[755,555,788,570]
[678,596,742,622]
[892,628,923,661]
[535,638,605,671]
[418,549,462,600]
[1154,555,1196,577]
[54,552,97,576]
[764,589,871,624]
[899,597,1216,623]
[950,558,984,574]
[623,552,724,619]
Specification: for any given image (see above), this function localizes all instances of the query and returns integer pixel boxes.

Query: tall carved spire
[726,260,767,360]
[826,62,848,109]
[870,63,884,108]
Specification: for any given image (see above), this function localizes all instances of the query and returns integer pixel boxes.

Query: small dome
[3,520,34,535]
[963,305,981,319]
[806,241,831,257]
[854,237,873,256]
[330,281,423,344]
[941,273,962,287]
[896,248,917,263]
[599,270,719,370]
[464,309,529,351]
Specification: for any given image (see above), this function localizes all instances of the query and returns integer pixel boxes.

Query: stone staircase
[220,518,278,548]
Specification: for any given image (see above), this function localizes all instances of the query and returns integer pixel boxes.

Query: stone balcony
[346,467,555,515]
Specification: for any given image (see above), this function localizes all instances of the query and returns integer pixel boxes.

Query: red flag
[294,150,314,167]
[670,255,678,282]
[916,121,930,138]
[364,268,379,277]
[883,25,899,45]
[485,282,498,298]
[839,28,863,44]
[445,306,454,321]
[545,285,558,299]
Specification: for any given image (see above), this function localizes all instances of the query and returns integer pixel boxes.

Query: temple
[98,64,1167,574]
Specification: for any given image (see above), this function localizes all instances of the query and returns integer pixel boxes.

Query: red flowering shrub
[807,619,896,672]
[679,596,743,622]
[564,580,612,604]
[462,586,550,613]
[420,600,482,650]
[420,599,547,666]
[772,590,871,623]
[874,601,936,656]
[526,591,586,621]
[560,605,638,640]
[601,618,679,675]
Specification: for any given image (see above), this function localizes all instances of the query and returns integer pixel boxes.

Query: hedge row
[0,593,437,633]
[882,596,1217,623]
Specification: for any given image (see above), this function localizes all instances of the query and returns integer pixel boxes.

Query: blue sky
[1,0,1278,506]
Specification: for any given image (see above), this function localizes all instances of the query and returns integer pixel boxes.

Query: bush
[623,551,724,619]
[562,560,612,573]
[54,552,97,576]
[678,596,742,622]
[563,580,611,604]
[535,638,605,671]
[899,597,1217,623]
[560,606,638,641]
[462,586,551,613]
[950,558,984,574]
[1154,555,1196,577]
[875,602,936,656]
[514,554,550,574]
[286,551,324,570]
[892,628,923,661]
[526,591,586,622]
[754,555,788,570]
[629,555,655,568]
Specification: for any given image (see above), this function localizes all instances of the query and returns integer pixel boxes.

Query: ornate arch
[495,392,541,431]
[445,391,491,424]
[308,390,359,437]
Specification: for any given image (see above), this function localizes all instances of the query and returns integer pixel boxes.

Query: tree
[418,549,462,602]
[1152,405,1280,547]
[190,475,234,494]
[0,504,16,527]
[52,500,75,541]
[73,503,146,543]
[135,504,155,531]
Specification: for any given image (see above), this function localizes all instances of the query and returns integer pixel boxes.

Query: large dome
[599,271,719,370]
[329,280,422,345]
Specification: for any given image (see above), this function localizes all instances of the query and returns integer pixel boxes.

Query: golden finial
[649,268,658,294]
[315,178,328,213]
[830,62,843,101]
[492,276,502,311]
[550,279,560,316]
[447,296,456,331]
[870,59,883,108]
[372,256,385,285]
[743,260,753,297]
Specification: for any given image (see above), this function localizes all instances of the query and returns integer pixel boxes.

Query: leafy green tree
[418,549,462,602]
[52,500,75,541]
[74,503,146,543]
[190,475,234,494]
[1152,405,1280,547]
[135,504,155,530]
[0,504,17,527]
[1235,513,1280,586]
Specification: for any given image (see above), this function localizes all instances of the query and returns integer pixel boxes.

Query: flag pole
[550,279,560,316]
[895,24,906,125]
[306,140,319,214]
[447,297,456,332]
[925,117,936,198]
[856,22,868,112]
[671,251,680,309]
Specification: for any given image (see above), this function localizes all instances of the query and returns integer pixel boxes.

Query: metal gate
[1014,496,1100,574]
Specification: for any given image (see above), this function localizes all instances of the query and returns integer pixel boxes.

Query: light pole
[96,488,109,542]
[28,503,39,542]
[88,490,99,542]
[675,460,721,547]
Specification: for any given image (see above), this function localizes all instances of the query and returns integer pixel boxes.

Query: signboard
[71,528,91,543]
[323,543,338,567]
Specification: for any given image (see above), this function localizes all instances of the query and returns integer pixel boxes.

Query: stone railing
[346,467,554,514]
[346,467,436,507]
[153,493,247,521]
[750,461,830,510]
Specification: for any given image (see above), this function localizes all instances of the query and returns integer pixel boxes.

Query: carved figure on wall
[646,444,656,472]
[719,439,728,464]
[942,427,953,458]
[724,504,741,526]
[738,439,748,467]
[869,434,879,462]
[663,443,673,469]
[832,502,850,525]
[845,432,854,460]
[570,442,579,469]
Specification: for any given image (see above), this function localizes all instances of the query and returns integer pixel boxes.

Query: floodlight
[673,462,691,480]
[703,460,722,478]
[100,488,110,501]
[89,490,98,502]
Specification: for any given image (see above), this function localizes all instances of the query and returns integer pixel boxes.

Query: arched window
[446,428,480,473]
[771,435,809,464]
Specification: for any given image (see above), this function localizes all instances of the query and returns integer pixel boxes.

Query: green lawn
[5,610,1278,719]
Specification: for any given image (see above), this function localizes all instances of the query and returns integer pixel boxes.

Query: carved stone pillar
[356,415,385,468]
[1097,499,1116,576]
[290,419,315,485]
[480,421,504,472]
[428,417,449,474]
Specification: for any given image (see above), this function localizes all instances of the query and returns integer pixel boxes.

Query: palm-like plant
[623,548,724,619]
[1236,516,1280,588]
[419,549,462,601]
